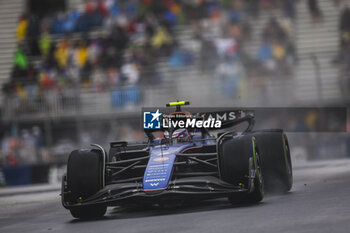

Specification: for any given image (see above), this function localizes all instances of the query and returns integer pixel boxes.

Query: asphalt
[1,159,350,233]
[0,184,60,197]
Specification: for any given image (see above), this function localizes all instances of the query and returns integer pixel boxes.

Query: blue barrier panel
[111,90,123,108]
[125,87,140,105]
[3,165,31,186]
[112,87,140,108]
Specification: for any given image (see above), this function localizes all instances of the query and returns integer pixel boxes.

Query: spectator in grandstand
[1,126,48,167]
[11,47,28,81]
[39,70,55,89]
[54,37,70,69]
[14,47,28,70]
[308,0,323,21]
[168,45,194,68]
[32,126,45,162]
[75,40,89,69]
[17,129,37,164]
[283,0,296,20]
[262,17,287,43]
[340,6,350,34]
[16,14,29,42]
[151,26,174,56]
[107,67,121,89]
[257,41,274,73]
[256,16,294,76]
[39,31,52,57]
[272,40,287,73]
[5,152,18,167]
[121,59,140,86]
[27,14,40,38]
[215,56,245,99]
[26,63,38,83]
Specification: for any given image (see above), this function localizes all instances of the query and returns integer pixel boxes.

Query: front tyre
[229,146,264,204]
[246,148,264,203]
[66,149,106,219]
[219,135,264,204]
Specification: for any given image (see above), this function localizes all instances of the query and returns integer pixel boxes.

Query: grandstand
[0,0,24,101]
[295,0,347,103]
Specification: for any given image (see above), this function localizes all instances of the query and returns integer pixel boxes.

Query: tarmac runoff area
[0,159,350,233]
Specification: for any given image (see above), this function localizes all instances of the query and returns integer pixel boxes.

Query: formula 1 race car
[61,101,293,219]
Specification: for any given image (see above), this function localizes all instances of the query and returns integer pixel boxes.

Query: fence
[2,86,141,121]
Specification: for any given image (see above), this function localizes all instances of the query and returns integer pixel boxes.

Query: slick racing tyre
[251,130,293,193]
[219,134,264,204]
[66,149,107,219]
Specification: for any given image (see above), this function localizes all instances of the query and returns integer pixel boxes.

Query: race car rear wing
[219,114,255,132]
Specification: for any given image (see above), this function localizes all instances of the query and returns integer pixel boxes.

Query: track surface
[1,159,350,233]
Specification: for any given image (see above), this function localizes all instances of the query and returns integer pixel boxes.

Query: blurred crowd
[0,121,145,167]
[3,0,300,107]
[6,0,185,106]
[256,16,296,76]
[0,126,47,167]
[193,0,297,98]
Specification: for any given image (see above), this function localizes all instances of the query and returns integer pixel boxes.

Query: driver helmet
[164,129,190,142]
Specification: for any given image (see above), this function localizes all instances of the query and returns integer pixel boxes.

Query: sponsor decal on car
[153,156,170,162]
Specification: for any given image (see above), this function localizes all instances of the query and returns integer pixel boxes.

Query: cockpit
[164,128,191,144]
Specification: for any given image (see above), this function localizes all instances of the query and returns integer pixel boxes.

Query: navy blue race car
[61,101,293,219]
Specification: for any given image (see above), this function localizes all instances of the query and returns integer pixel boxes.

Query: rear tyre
[252,130,293,193]
[219,135,264,204]
[66,149,106,219]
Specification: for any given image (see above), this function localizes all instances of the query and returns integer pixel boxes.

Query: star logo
[151,109,162,122]
[143,109,162,129]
